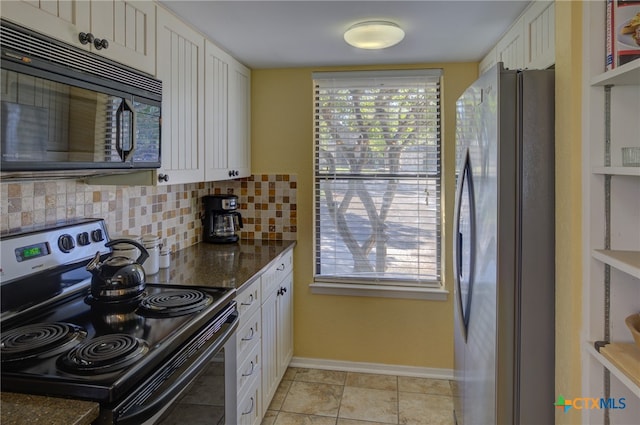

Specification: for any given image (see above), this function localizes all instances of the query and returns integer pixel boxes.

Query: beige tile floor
[261,367,455,425]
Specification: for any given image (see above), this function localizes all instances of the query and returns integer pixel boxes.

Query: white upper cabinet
[522,1,555,70]
[480,1,555,74]
[479,46,497,76]
[156,7,205,185]
[228,61,251,180]
[496,14,525,70]
[1,0,155,75]
[204,40,251,181]
[86,5,251,186]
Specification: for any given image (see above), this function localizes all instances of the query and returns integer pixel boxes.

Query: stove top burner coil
[138,289,214,318]
[85,292,146,311]
[1,322,87,363]
[57,334,149,374]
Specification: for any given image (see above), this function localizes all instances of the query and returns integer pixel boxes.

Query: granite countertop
[0,393,99,425]
[1,239,296,424]
[145,239,297,291]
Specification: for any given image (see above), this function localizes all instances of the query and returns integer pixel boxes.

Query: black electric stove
[0,219,237,424]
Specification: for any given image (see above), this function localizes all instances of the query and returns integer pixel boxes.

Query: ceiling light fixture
[344,20,405,50]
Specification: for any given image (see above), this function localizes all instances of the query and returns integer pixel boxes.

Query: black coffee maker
[202,195,244,243]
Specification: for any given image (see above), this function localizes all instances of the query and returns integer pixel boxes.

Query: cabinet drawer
[237,372,262,425]
[237,276,261,326]
[237,340,260,396]
[236,309,260,358]
[261,250,293,299]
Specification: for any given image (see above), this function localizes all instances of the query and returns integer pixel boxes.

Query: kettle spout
[86,251,102,274]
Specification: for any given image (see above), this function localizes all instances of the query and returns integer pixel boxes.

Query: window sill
[309,282,448,301]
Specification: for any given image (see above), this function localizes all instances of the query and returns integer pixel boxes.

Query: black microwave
[0,20,162,179]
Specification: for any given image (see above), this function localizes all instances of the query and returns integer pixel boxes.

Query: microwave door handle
[116,99,136,162]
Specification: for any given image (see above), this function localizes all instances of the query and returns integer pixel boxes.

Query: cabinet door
[238,372,262,425]
[204,40,231,181]
[156,8,205,184]
[276,273,293,376]
[90,1,156,74]
[204,40,251,181]
[496,16,524,70]
[479,46,497,76]
[261,289,278,409]
[228,61,251,179]
[1,0,90,47]
[523,1,554,70]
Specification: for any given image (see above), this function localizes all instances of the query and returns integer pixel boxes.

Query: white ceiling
[159,1,531,69]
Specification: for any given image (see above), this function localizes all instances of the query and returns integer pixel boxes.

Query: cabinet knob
[94,38,109,50]
[158,173,169,183]
[78,32,95,45]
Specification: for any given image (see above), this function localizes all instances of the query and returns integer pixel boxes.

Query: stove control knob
[91,229,105,242]
[58,234,76,253]
[77,232,90,246]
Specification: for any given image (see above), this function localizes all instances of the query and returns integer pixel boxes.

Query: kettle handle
[106,239,149,265]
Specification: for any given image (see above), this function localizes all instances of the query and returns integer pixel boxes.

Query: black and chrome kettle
[87,239,149,302]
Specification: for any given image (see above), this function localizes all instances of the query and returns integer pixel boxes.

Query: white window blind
[313,69,442,286]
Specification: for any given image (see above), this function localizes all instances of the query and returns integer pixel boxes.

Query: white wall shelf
[591,60,640,86]
[592,167,640,176]
[585,342,640,397]
[581,2,640,423]
[592,250,640,280]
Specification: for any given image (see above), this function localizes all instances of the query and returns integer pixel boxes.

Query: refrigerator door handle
[457,231,463,280]
[454,149,476,336]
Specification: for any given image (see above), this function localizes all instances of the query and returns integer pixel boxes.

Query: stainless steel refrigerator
[452,63,555,425]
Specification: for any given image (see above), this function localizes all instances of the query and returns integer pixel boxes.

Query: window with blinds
[313,69,442,287]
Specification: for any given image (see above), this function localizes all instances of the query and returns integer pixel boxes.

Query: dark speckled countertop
[0,393,99,425]
[145,239,296,290]
[1,239,295,424]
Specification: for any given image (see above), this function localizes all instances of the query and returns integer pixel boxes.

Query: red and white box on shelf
[606,0,640,70]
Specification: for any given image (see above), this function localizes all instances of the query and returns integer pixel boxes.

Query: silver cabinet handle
[241,293,254,306]
[242,361,256,377]
[241,397,255,415]
[276,263,285,271]
[241,327,255,341]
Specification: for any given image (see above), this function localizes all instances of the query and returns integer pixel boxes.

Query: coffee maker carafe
[202,195,243,243]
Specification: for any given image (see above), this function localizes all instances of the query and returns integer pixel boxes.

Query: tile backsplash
[1,174,297,251]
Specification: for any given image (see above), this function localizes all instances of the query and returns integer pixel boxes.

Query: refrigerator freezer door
[453,63,518,425]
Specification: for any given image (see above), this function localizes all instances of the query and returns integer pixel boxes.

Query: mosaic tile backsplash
[1,174,297,252]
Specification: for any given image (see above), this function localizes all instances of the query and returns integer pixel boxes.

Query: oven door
[101,303,238,425]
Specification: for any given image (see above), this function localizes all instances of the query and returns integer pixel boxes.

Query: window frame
[310,69,445,299]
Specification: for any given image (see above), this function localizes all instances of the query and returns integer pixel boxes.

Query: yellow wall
[251,64,477,368]
[554,1,583,424]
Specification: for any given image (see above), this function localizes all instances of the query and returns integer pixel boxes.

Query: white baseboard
[289,356,454,381]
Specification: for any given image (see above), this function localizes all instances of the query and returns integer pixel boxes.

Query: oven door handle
[115,309,238,425]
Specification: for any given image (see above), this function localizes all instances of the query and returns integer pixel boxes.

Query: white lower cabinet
[233,249,294,423]
[237,370,262,425]
[261,286,279,408]
[261,251,294,411]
